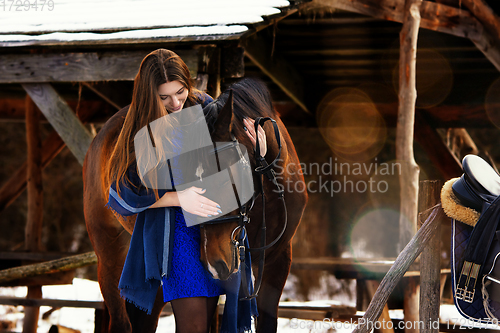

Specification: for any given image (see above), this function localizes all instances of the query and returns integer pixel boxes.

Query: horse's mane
[204,77,277,132]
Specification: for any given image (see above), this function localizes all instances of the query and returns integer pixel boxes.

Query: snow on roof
[0,0,291,46]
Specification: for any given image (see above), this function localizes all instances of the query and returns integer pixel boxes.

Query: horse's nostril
[214,260,231,281]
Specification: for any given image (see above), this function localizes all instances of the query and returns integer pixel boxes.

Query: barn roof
[0,0,294,46]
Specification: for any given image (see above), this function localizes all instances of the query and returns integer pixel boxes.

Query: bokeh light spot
[347,208,404,275]
[392,49,453,108]
[317,88,387,162]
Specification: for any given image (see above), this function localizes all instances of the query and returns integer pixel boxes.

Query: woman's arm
[149,187,221,218]
[149,191,179,209]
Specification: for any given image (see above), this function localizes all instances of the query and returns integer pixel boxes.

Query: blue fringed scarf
[106,172,174,313]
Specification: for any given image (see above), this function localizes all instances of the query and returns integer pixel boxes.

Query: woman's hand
[243,118,267,157]
[177,187,221,217]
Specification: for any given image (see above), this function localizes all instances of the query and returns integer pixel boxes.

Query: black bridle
[201,117,287,300]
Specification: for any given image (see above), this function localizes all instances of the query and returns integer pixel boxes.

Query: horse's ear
[213,90,234,135]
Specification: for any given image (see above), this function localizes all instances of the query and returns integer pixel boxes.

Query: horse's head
[200,78,274,280]
[200,90,242,280]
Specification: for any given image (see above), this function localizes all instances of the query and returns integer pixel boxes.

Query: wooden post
[23,95,43,333]
[397,1,423,331]
[397,0,422,252]
[418,180,442,333]
[403,277,420,332]
[199,47,221,99]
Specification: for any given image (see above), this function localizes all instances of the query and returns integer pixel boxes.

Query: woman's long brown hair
[103,49,203,200]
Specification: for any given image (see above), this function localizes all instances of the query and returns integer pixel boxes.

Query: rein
[239,117,287,300]
[201,116,287,300]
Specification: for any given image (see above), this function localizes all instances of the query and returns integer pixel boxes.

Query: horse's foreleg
[91,218,165,333]
[96,255,132,333]
[255,244,292,333]
[90,222,132,333]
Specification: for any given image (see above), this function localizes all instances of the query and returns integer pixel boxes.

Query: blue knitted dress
[162,207,223,302]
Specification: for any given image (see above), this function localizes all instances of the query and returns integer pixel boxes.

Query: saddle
[442,154,500,322]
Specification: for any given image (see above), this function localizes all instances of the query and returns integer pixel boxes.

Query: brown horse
[83,77,307,332]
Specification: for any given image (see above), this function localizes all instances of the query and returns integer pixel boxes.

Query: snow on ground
[1,276,499,332]
[0,279,103,333]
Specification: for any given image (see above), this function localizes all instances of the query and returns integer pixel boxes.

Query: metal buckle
[463,290,475,303]
[455,261,480,303]
[455,287,465,300]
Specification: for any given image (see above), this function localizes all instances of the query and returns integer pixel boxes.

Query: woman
[103,49,266,333]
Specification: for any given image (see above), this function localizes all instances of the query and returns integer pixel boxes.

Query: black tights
[170,296,219,333]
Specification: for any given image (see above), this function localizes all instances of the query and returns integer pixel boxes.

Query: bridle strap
[240,116,287,300]
[254,117,282,177]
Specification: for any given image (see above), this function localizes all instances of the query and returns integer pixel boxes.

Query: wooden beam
[0,33,243,48]
[326,0,500,71]
[81,83,122,111]
[471,33,500,71]
[0,296,104,310]
[277,302,356,320]
[414,104,491,128]
[290,257,431,279]
[462,0,500,71]
[241,33,309,113]
[0,252,97,284]
[277,100,495,128]
[0,99,111,122]
[22,83,93,165]
[461,0,500,41]
[324,0,482,40]
[414,112,463,179]
[0,50,198,83]
[365,280,394,333]
[370,103,494,128]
